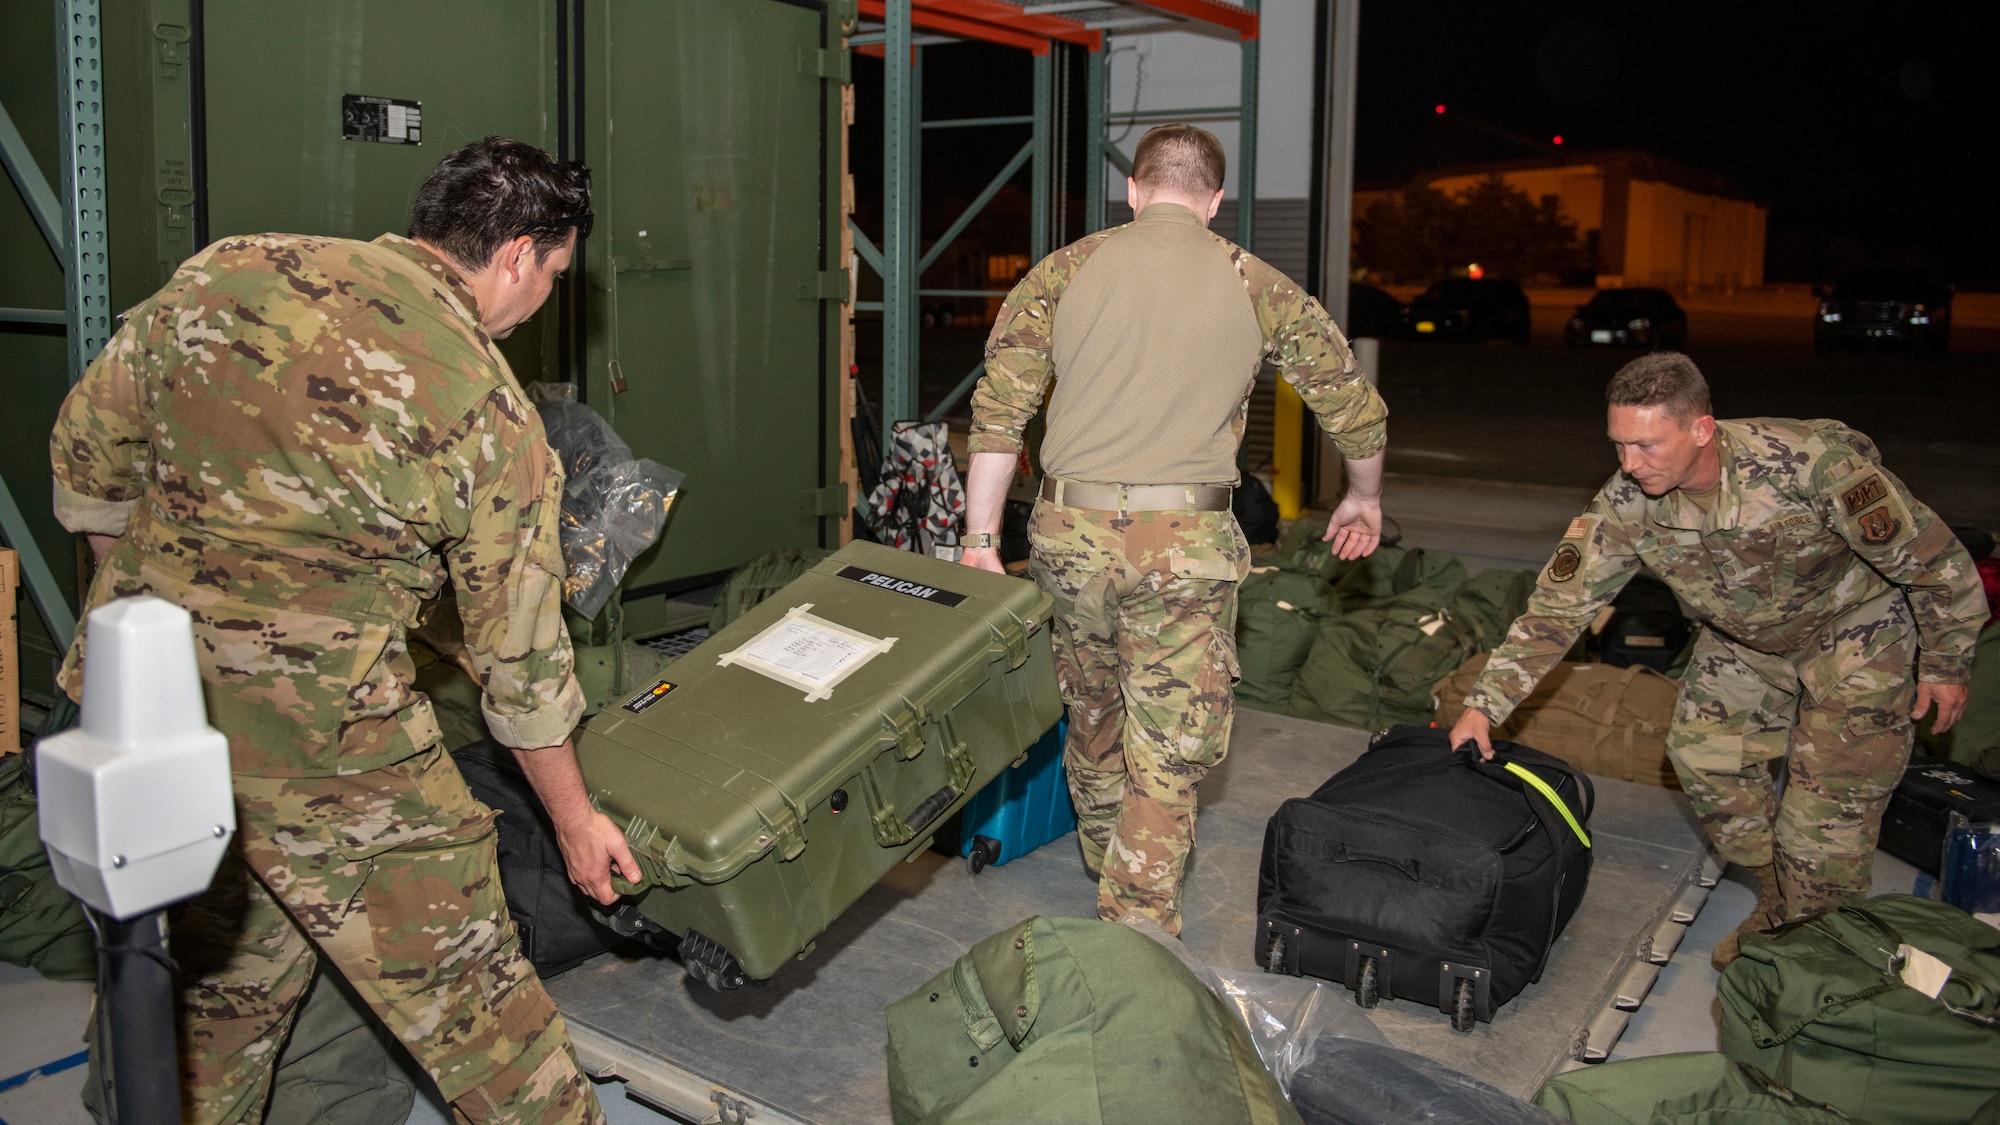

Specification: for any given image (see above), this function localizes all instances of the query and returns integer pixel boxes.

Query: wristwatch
[961,533,996,549]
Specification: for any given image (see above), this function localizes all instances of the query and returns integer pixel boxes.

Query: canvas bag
[1289,569,1533,730]
[0,750,94,982]
[1434,654,1680,787]
[708,546,834,632]
[1534,1052,1867,1124]
[1718,894,2000,1125]
[885,916,1299,1125]
[1235,566,1340,714]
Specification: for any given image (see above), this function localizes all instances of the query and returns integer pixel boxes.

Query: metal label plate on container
[834,565,967,607]
[622,679,678,714]
[342,95,422,144]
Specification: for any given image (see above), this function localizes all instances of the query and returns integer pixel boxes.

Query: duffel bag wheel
[1265,934,1286,974]
[967,835,1002,875]
[1356,956,1379,1009]
[1450,978,1477,1032]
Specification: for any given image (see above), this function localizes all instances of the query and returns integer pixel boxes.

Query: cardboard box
[1,548,17,754]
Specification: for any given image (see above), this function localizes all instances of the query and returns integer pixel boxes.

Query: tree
[1357,175,1592,284]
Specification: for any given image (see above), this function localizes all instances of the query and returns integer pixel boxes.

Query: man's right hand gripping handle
[1449,707,1497,762]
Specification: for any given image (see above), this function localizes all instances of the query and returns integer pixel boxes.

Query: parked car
[1564,288,1688,350]
[1402,278,1531,344]
[1346,284,1405,339]
[1814,269,1953,356]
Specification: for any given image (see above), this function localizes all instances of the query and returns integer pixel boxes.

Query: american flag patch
[1565,517,1592,540]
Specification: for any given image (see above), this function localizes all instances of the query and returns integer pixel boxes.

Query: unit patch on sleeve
[1840,475,1887,515]
[1548,544,1583,582]
[1856,506,1900,544]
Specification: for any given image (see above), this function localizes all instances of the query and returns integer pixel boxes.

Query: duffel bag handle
[1458,750,1593,850]
[1826,903,2000,1026]
[1497,746,1596,824]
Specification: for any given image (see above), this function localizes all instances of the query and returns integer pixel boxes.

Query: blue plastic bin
[959,718,1075,871]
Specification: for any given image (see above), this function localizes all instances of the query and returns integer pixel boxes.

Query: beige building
[1363,151,1769,291]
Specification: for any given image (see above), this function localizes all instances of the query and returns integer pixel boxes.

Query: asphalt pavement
[1375,300,1999,527]
[864,287,1998,528]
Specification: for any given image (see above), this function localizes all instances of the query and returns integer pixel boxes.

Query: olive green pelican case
[578,542,1061,987]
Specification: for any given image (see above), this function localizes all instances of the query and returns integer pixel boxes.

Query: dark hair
[1606,351,1712,425]
[1131,124,1226,196]
[407,137,591,271]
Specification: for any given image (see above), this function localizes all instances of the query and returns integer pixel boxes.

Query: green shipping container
[2,1,849,714]
[580,542,1062,986]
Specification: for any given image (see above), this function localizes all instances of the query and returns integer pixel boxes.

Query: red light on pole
[1434,104,1446,114]
[1552,134,1565,145]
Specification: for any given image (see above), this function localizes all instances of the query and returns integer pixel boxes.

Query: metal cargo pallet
[550,710,1713,1123]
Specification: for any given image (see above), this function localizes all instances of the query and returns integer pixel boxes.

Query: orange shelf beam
[1127,0,1258,39]
[856,0,1052,54]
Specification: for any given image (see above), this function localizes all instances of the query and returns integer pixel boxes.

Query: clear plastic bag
[530,383,684,618]
[1118,915,1383,1092]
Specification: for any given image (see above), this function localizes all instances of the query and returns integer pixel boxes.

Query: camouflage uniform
[50,234,599,1124]
[972,204,1388,933]
[1466,419,1984,917]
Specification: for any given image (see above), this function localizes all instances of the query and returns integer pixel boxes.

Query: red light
[1434,104,1447,114]
[1552,135,1564,145]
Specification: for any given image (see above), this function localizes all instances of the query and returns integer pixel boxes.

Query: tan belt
[1040,477,1232,512]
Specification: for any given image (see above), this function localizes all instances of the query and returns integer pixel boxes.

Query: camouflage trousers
[167,746,603,1125]
[1666,625,1917,919]
[1027,500,1248,936]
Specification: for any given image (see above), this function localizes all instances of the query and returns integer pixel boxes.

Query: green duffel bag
[1719,894,2000,1125]
[708,546,834,632]
[0,751,95,982]
[1535,1052,1864,1124]
[1235,566,1340,714]
[1263,530,1468,609]
[885,916,1300,1125]
[1288,569,1536,730]
[1326,544,1469,610]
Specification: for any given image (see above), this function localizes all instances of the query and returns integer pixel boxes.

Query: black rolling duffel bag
[1257,726,1593,1030]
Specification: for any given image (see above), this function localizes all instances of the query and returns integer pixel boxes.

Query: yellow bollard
[1271,377,1304,520]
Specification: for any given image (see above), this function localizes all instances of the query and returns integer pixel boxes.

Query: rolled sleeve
[445,391,583,750]
[52,482,139,537]
[49,317,153,536]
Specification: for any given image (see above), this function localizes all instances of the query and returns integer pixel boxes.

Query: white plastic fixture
[38,596,234,919]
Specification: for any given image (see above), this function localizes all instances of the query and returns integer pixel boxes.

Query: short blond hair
[1606,351,1711,425]
[1132,124,1226,196]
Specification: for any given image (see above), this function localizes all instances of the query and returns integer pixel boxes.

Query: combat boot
[1710,864,1784,971]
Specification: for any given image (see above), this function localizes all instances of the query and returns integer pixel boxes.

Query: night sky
[854,3,2000,285]
[1357,2,2000,284]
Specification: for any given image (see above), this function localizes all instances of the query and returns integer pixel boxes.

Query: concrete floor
[0,476,1934,1122]
[0,807,1920,1125]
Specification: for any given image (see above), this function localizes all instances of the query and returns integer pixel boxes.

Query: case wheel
[1356,955,1380,1009]
[1450,977,1478,1032]
[967,835,1003,874]
[1265,934,1286,975]
[680,929,753,992]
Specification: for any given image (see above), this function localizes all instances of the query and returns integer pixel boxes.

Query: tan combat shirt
[51,234,583,777]
[1467,418,1984,725]
[969,203,1388,485]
